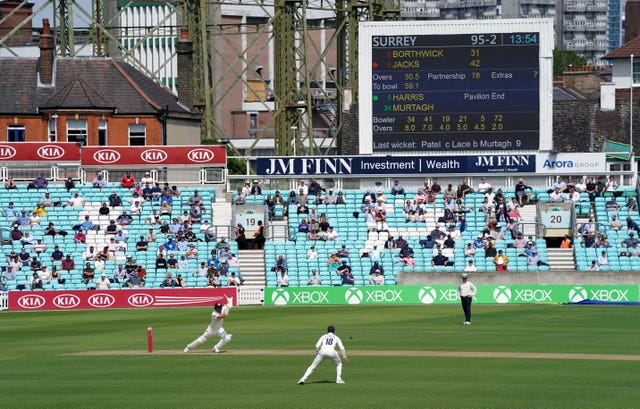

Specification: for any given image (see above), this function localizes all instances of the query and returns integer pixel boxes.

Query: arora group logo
[418,286,438,304]
[271,289,290,305]
[187,148,215,163]
[140,149,168,163]
[0,145,17,160]
[37,145,65,160]
[493,286,512,304]
[88,293,116,308]
[17,294,46,309]
[52,294,81,309]
[127,293,154,307]
[344,287,363,305]
[93,149,121,164]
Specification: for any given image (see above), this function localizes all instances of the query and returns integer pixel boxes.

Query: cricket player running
[184,296,233,353]
[298,325,349,385]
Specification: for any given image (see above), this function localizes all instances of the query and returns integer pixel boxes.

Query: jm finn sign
[256,155,536,176]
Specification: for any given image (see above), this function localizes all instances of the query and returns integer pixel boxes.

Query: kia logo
[0,145,17,160]
[37,145,65,160]
[128,293,154,307]
[140,149,168,163]
[17,294,46,309]
[53,294,81,309]
[93,149,121,164]
[187,148,215,163]
[88,293,115,308]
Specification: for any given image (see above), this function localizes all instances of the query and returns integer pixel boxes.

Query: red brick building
[0,19,201,147]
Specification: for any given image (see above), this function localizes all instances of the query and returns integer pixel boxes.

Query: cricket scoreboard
[359,19,554,154]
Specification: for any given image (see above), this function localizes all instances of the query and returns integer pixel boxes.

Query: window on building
[249,112,258,139]
[98,120,108,146]
[129,124,146,146]
[48,118,57,142]
[67,119,87,145]
[7,125,25,142]
[633,59,640,85]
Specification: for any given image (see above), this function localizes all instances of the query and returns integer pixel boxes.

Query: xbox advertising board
[265,284,638,306]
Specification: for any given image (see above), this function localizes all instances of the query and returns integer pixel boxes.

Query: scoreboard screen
[359,20,553,154]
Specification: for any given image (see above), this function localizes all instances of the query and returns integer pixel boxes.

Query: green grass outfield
[1,304,639,409]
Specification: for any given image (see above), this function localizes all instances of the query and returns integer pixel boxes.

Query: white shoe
[183,346,190,353]
[227,334,233,341]
[297,379,305,385]
[464,321,471,325]
[336,379,345,384]
[212,347,220,353]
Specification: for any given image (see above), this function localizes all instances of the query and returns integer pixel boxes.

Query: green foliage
[554,49,589,76]
[1,305,638,408]
[200,138,246,175]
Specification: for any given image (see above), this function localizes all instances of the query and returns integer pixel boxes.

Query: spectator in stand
[227,271,242,287]
[307,268,321,286]
[45,222,67,237]
[96,273,111,290]
[515,178,532,206]
[92,173,107,188]
[626,217,640,233]
[586,260,600,271]
[155,254,168,271]
[117,210,133,226]
[626,197,638,212]
[233,187,246,205]
[595,176,606,197]
[176,274,187,288]
[250,180,262,196]
[120,172,135,188]
[28,173,48,190]
[549,187,564,203]
[560,235,572,248]
[5,176,17,190]
[464,259,477,272]
[584,177,597,201]
[298,219,310,233]
[335,191,347,205]
[605,175,619,193]
[82,262,95,284]
[140,172,154,186]
[61,254,75,272]
[605,196,621,212]
[430,224,446,242]
[565,188,580,203]
[527,251,548,267]
[276,270,289,287]
[477,177,492,195]
[98,202,110,216]
[582,231,596,248]
[431,250,452,266]
[66,192,86,208]
[391,179,405,196]
[308,179,326,196]
[252,220,266,249]
[108,192,122,208]
[142,183,154,201]
[457,178,472,198]
[484,239,497,258]
[598,251,609,266]
[369,270,384,285]
[30,272,43,289]
[160,272,176,288]
[493,250,509,271]
[609,214,623,231]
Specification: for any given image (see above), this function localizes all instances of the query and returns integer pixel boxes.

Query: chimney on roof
[626,0,640,43]
[38,18,54,85]
[176,27,194,109]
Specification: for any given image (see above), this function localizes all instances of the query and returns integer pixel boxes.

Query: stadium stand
[0,183,239,291]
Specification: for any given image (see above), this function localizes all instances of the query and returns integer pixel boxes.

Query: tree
[553,49,588,76]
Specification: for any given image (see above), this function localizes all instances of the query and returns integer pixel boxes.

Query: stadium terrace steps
[237,249,266,286]
[518,204,538,238]
[211,201,233,227]
[547,248,576,270]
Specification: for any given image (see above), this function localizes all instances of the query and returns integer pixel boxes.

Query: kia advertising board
[0,143,81,162]
[81,146,227,167]
[8,288,237,311]
[265,285,639,306]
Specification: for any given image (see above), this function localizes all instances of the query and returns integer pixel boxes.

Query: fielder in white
[184,297,233,353]
[298,325,349,385]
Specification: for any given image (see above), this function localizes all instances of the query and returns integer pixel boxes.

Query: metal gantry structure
[0,0,400,156]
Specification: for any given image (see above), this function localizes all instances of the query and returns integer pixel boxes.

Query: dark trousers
[460,296,472,322]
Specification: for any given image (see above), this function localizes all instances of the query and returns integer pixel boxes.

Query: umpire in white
[457,273,477,325]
